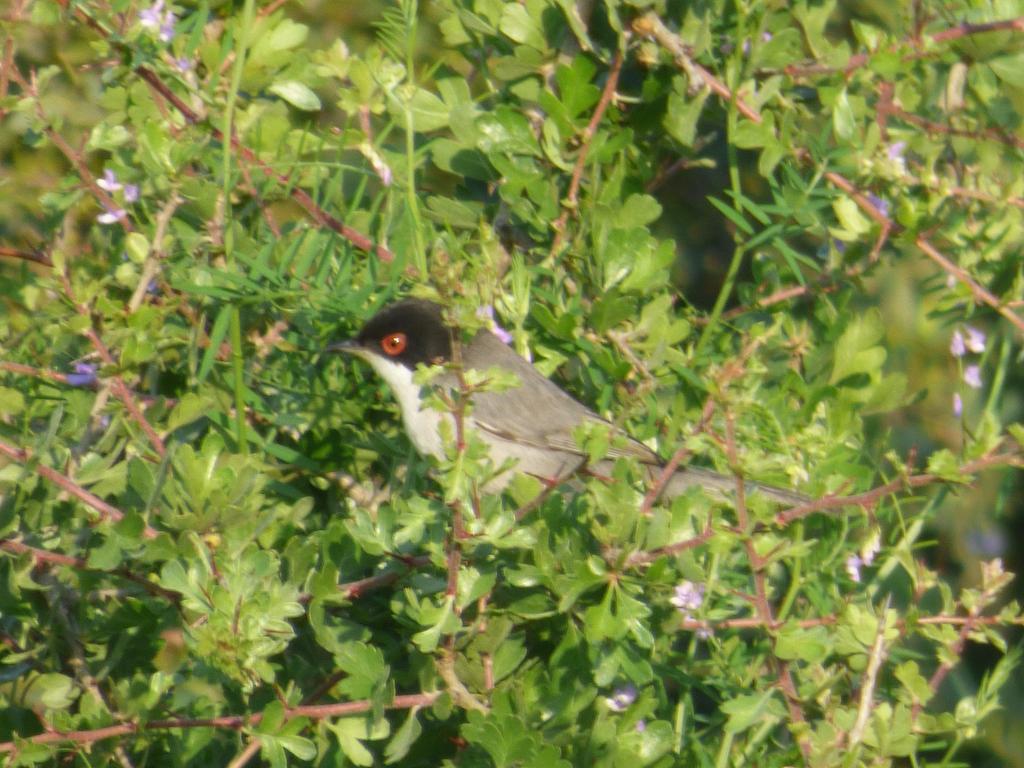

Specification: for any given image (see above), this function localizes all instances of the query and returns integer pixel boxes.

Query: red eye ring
[381,332,407,356]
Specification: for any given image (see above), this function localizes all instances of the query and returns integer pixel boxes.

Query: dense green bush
[1,0,1023,765]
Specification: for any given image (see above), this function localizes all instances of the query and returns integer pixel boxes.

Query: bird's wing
[463,332,660,463]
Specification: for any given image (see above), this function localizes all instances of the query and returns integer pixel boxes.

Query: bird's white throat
[361,354,446,458]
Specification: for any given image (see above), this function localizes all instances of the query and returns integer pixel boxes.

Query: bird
[328,298,807,506]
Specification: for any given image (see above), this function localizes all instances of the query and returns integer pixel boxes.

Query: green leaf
[0,387,25,416]
[830,310,886,384]
[612,194,662,229]
[384,708,423,764]
[403,87,450,131]
[21,673,78,710]
[832,88,855,140]
[499,4,546,51]
[665,86,709,147]
[269,80,322,111]
[721,691,781,734]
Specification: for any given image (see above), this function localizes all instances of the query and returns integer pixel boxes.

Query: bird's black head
[346,298,453,369]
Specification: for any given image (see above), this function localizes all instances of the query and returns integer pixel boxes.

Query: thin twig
[916,235,1024,337]
[0,693,440,754]
[548,49,624,258]
[775,448,1024,527]
[60,271,167,458]
[0,438,158,538]
[0,538,176,601]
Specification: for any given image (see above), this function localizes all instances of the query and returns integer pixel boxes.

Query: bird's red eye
[381,333,407,356]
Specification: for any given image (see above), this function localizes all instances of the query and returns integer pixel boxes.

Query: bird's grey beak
[324,339,360,355]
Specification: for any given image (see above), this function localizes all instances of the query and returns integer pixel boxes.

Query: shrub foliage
[1,0,1023,765]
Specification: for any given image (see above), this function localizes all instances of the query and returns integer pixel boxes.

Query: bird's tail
[661,465,809,507]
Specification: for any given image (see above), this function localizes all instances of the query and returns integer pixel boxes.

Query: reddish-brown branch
[0,245,52,267]
[723,413,812,763]
[60,273,167,457]
[678,612,1019,632]
[780,17,1024,78]
[131,64,395,263]
[916,236,1024,337]
[775,449,1024,527]
[882,103,1024,151]
[634,14,762,123]
[0,438,158,538]
[60,3,395,264]
[625,519,714,567]
[0,693,439,754]
[549,49,624,257]
[7,66,132,231]
[0,538,176,601]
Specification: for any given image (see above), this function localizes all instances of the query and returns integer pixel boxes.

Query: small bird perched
[329,298,807,506]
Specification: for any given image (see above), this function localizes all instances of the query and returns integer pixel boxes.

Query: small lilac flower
[886,141,907,161]
[66,362,98,387]
[953,393,963,416]
[846,553,863,583]
[741,39,751,56]
[866,194,890,218]
[861,536,879,567]
[950,330,966,358]
[97,169,123,192]
[159,14,176,42]
[762,31,773,42]
[695,625,714,641]
[964,326,986,354]
[174,57,192,73]
[635,720,647,733]
[140,1,175,42]
[832,239,847,254]
[476,305,512,345]
[139,0,164,28]
[670,581,705,614]
[605,684,637,712]
[964,365,982,389]
[97,207,126,225]
[123,184,140,204]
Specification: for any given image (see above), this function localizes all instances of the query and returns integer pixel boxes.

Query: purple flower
[762,31,773,42]
[964,365,982,389]
[950,330,966,358]
[695,625,714,641]
[66,362,98,387]
[97,207,126,225]
[605,684,637,712]
[861,537,879,566]
[97,169,122,192]
[886,141,907,161]
[670,581,705,614]
[476,305,512,345]
[953,392,963,416]
[174,56,192,73]
[140,1,175,42]
[97,168,139,206]
[159,14,176,42]
[867,194,890,218]
[846,554,863,583]
[635,720,647,733]
[139,0,164,28]
[964,326,986,354]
